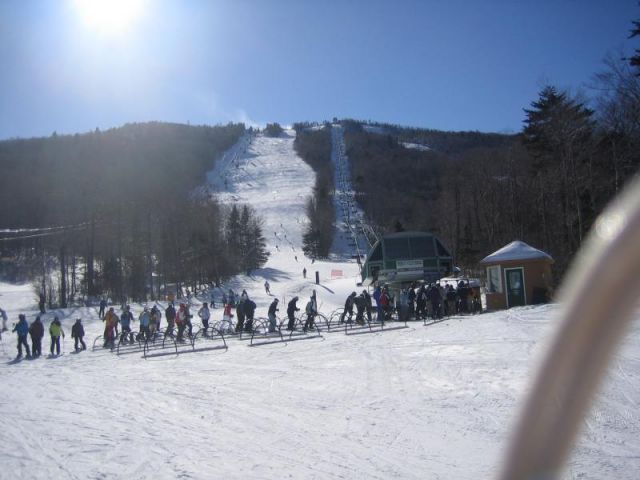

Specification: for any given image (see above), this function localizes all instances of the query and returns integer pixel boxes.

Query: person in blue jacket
[12,314,31,359]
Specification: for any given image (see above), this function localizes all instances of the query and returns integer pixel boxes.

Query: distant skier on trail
[71,318,86,352]
[49,317,65,356]
[287,296,300,330]
[13,314,31,359]
[268,298,279,333]
[99,298,107,319]
[0,307,7,332]
[264,281,271,295]
[29,315,44,357]
[303,268,307,279]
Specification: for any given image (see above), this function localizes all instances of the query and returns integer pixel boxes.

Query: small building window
[487,266,502,293]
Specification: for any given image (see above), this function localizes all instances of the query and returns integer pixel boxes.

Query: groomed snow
[0,131,639,479]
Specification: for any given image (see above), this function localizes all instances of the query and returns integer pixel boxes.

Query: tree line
[342,36,640,282]
[292,124,335,259]
[0,121,269,306]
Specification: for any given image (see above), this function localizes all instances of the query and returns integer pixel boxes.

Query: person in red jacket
[379,287,390,323]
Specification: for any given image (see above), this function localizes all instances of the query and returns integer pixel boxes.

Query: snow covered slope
[0,129,639,479]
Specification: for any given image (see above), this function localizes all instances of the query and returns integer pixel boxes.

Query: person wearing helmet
[268,298,279,333]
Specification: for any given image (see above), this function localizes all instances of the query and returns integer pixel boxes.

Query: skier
[354,293,366,325]
[98,298,107,319]
[49,316,65,356]
[235,297,246,333]
[165,303,176,337]
[38,293,46,314]
[379,287,390,323]
[209,290,216,309]
[0,307,7,332]
[138,307,151,341]
[71,318,86,352]
[184,304,193,337]
[340,292,357,323]
[29,315,44,357]
[150,305,161,333]
[120,305,134,343]
[303,268,307,279]
[362,290,373,323]
[198,302,211,334]
[12,314,31,359]
[286,296,300,330]
[228,289,236,307]
[240,289,249,302]
[303,295,317,332]
[103,307,118,348]
[268,298,279,333]
[221,303,234,333]
[429,284,442,320]
[264,280,271,295]
[176,304,188,342]
[373,285,383,323]
[244,298,257,332]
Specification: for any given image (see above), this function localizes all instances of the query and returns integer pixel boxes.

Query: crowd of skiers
[4,278,479,360]
[7,313,86,359]
[360,280,481,324]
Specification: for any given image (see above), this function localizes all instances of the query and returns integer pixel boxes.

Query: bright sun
[74,0,145,32]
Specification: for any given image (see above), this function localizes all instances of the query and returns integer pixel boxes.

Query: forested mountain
[0,122,273,305]
[341,58,640,282]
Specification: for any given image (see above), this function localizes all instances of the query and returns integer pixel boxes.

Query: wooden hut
[479,241,554,310]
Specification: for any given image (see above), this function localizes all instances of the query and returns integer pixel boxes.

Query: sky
[0,0,638,139]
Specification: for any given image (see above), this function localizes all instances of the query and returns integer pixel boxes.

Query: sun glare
[74,0,145,32]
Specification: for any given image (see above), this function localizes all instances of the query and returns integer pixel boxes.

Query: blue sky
[0,0,637,139]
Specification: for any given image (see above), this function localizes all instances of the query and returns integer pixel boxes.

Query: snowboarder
[286,296,300,330]
[303,295,317,332]
[98,298,107,319]
[268,298,279,333]
[49,317,65,356]
[303,268,307,279]
[13,314,31,359]
[340,292,357,323]
[29,315,44,357]
[198,302,211,333]
[71,318,86,352]
[264,281,271,295]
[244,298,256,332]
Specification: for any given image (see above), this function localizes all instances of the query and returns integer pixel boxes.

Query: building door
[505,268,525,308]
